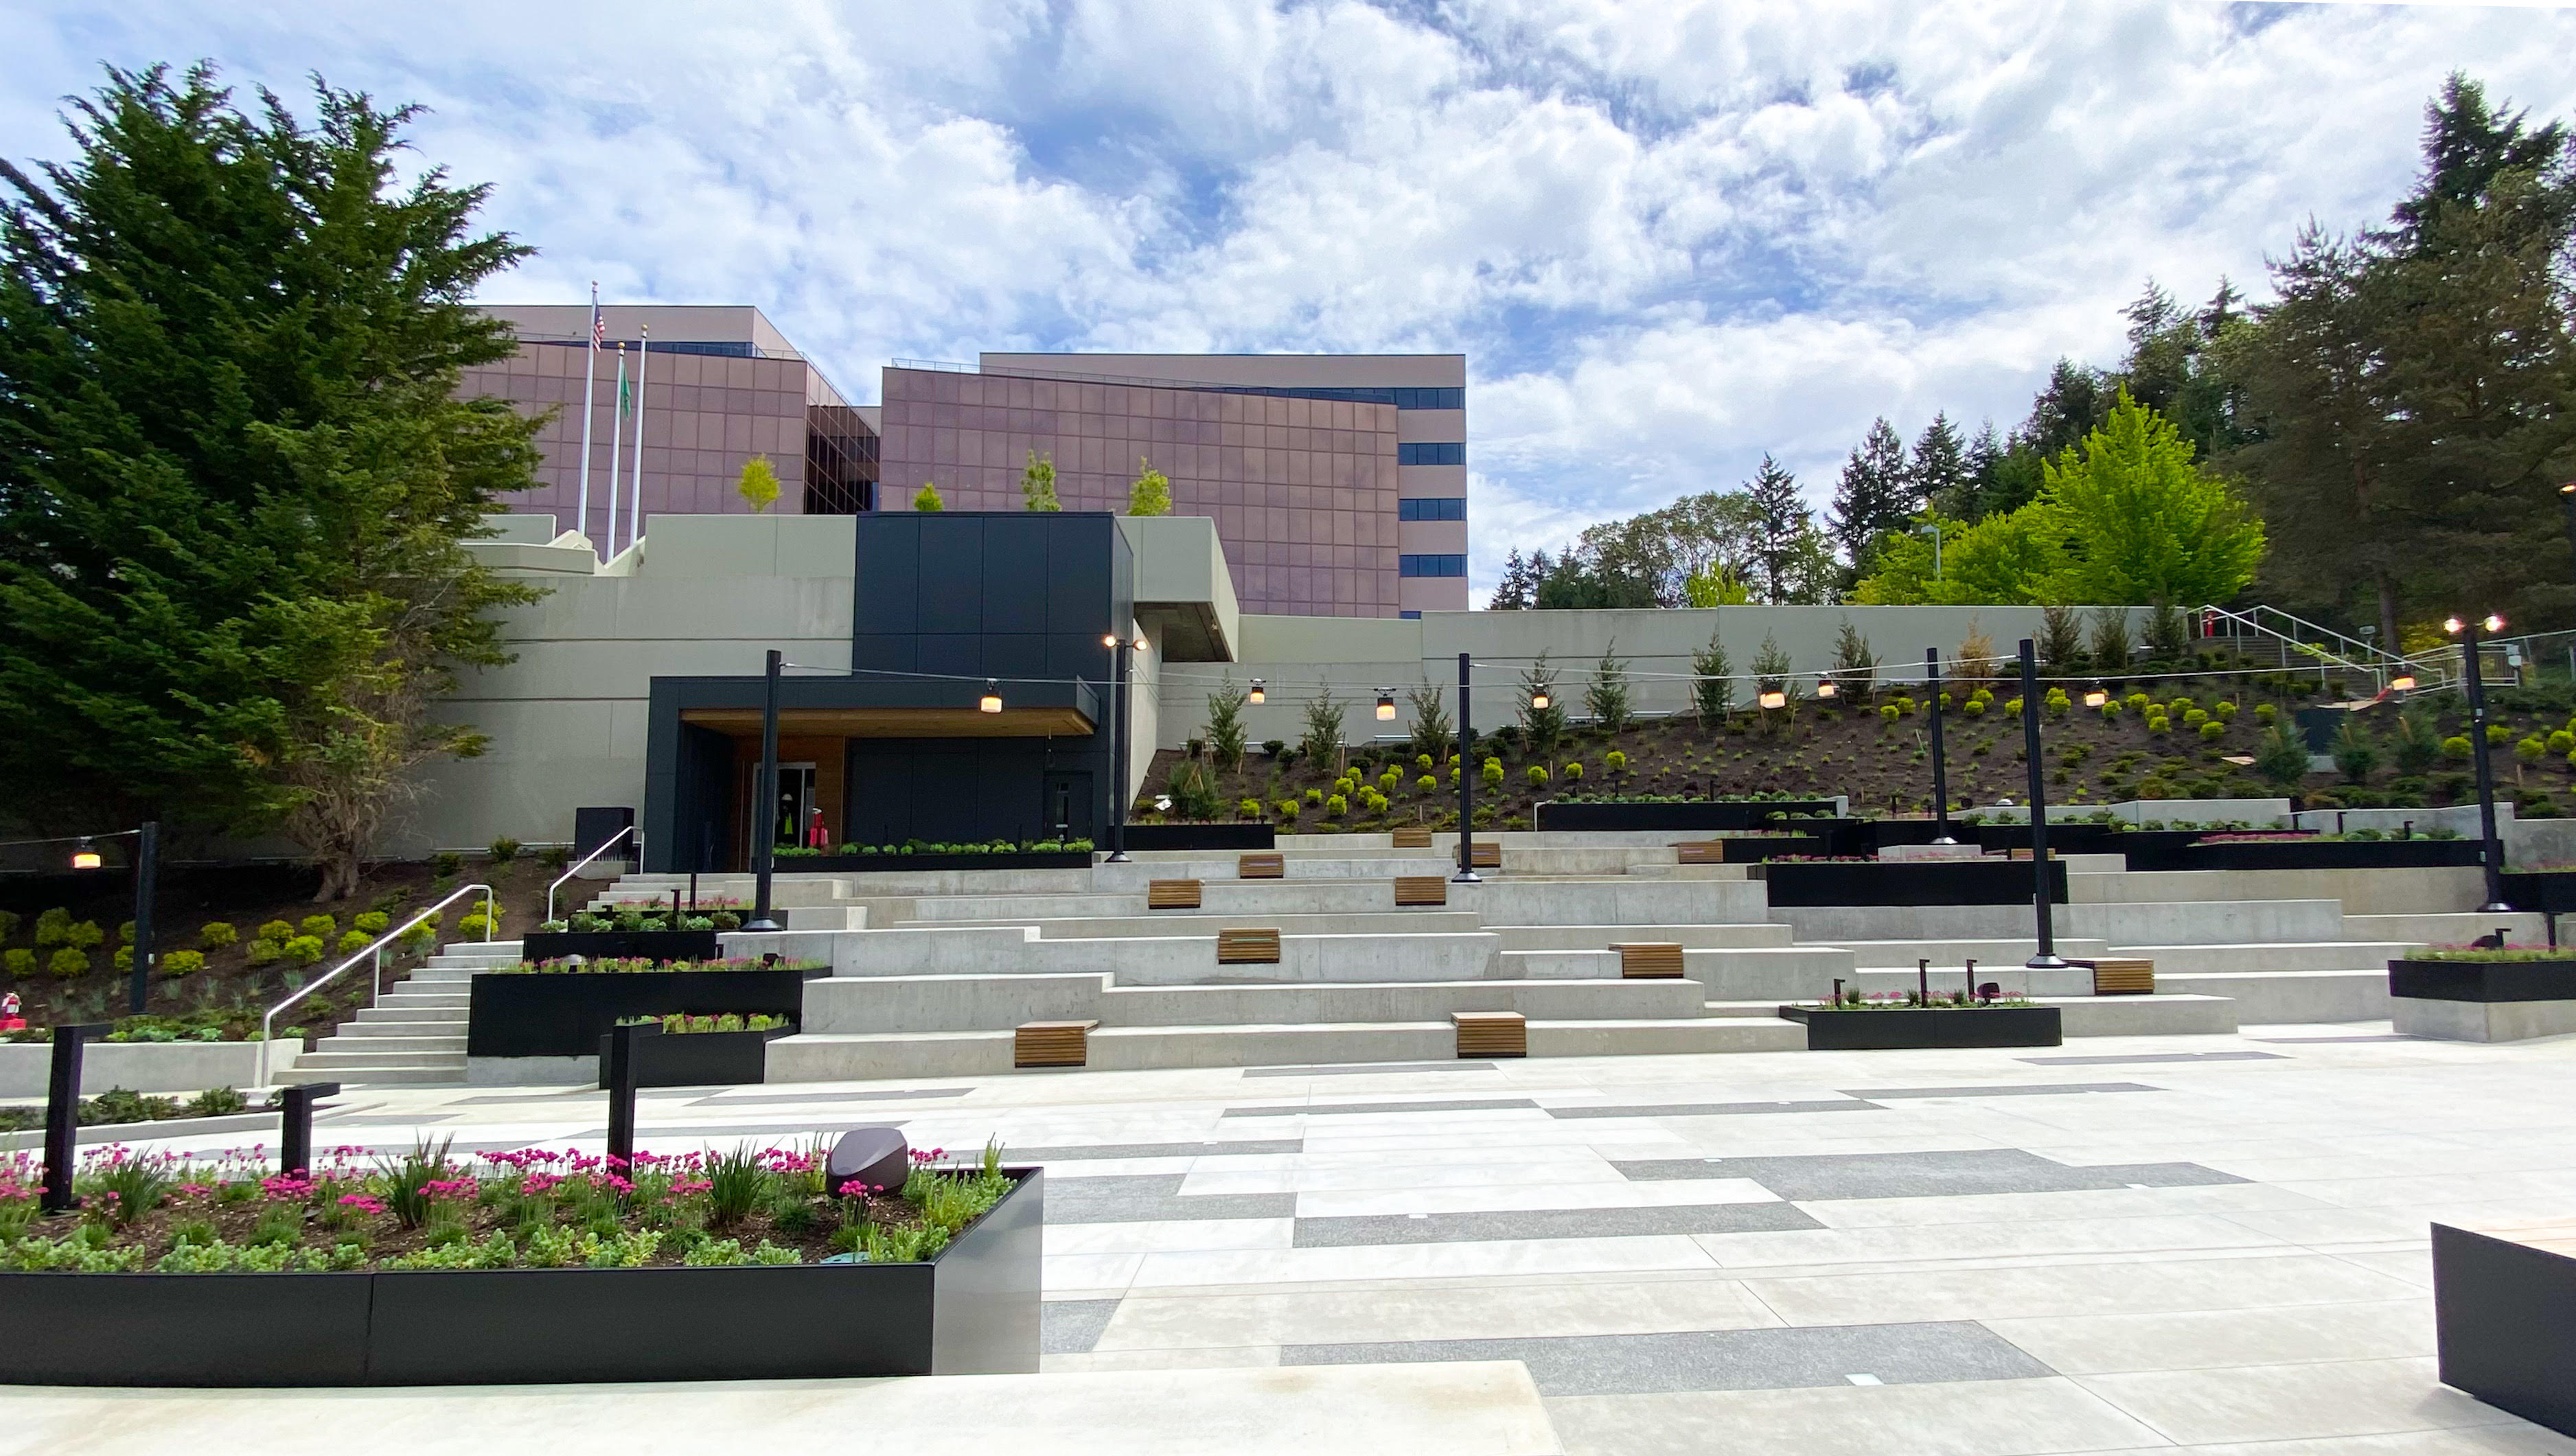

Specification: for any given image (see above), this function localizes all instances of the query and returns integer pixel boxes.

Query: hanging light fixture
[2390,675,2417,692]
[1815,680,1839,700]
[1247,679,1265,704]
[979,680,1003,714]
[2082,688,2108,709]
[1758,689,1788,710]
[69,838,101,871]
[1530,688,1551,710]
[1375,689,1396,721]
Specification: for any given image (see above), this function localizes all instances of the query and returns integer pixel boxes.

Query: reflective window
[1398,442,1467,466]
[1398,496,1466,521]
[1399,554,1467,577]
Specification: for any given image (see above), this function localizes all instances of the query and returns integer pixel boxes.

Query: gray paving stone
[1009,1140,1304,1161]
[2016,1052,2286,1065]
[1044,1172,1299,1224]
[1245,1062,1497,1077]
[563,1120,910,1140]
[1837,1082,2162,1099]
[687,1088,972,1105]
[1280,1320,2054,1396]
[1611,1148,2249,1199]
[1545,1100,1880,1120]
[1221,1098,1542,1118]
[1042,1299,1121,1354]
[1293,1201,1820,1247]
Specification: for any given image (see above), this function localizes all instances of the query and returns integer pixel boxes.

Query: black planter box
[770,853,1092,872]
[1782,1004,2063,1050]
[2502,872,2576,914]
[1688,835,1825,862]
[596,1026,791,1088]
[0,1168,1043,1386]
[2106,829,2214,872]
[521,929,720,964]
[1538,800,1839,833]
[2388,958,2576,1002]
[1757,859,2068,907]
[2433,1222,2576,1437]
[2183,839,2485,872]
[1971,823,2123,855]
[469,967,829,1059]
[1118,824,1276,851]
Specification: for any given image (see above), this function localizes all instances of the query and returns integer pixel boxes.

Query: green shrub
[2183,708,2209,728]
[49,947,88,978]
[281,936,326,967]
[2146,715,2170,734]
[2,948,32,978]
[338,929,372,954]
[1605,750,1626,772]
[1276,800,1300,822]
[430,851,463,878]
[1416,775,1436,794]
[299,914,336,940]
[2099,700,2122,722]
[1303,788,1323,807]
[1962,699,1987,717]
[117,920,135,944]
[113,945,132,972]
[1880,704,1899,724]
[160,949,205,978]
[1561,761,1583,781]
[0,910,16,943]
[2441,735,2474,761]
[257,919,295,943]
[34,908,71,947]
[354,911,390,935]
[1526,765,1550,787]
[1324,794,1347,820]
[199,921,238,949]
[1239,798,1262,819]
[2199,721,2227,741]
[1481,759,1504,787]
[2255,702,2277,724]
[488,837,522,865]
[65,921,104,950]
[2551,730,2576,756]
[2214,701,2238,721]
[244,938,284,967]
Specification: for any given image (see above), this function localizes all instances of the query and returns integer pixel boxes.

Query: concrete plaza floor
[10,1022,2576,1455]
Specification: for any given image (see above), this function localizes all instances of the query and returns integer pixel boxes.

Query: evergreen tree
[1690,628,1733,720]
[1745,454,1815,604]
[1127,456,1171,516]
[1909,413,1971,521]
[1488,549,1534,610]
[1020,448,1061,511]
[2020,359,2112,463]
[0,65,540,897]
[1518,652,1566,761]
[1405,680,1453,764]
[1585,641,1631,735]
[1830,417,1913,575]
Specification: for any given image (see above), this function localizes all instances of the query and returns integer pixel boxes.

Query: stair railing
[257,882,496,1088]
[548,824,639,923]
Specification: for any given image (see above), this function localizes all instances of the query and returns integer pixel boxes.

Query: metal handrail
[257,883,495,1088]
[2200,604,2453,693]
[549,824,637,922]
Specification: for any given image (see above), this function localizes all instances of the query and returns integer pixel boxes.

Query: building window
[1398,497,1466,522]
[1400,610,1423,619]
[1400,554,1467,577]
[1398,442,1466,467]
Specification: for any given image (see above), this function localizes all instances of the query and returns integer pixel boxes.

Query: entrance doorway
[1042,770,1094,844]
[744,762,819,864]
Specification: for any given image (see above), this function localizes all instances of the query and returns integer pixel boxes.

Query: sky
[4,1,2574,598]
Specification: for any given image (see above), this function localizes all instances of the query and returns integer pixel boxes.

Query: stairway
[278,940,514,1086]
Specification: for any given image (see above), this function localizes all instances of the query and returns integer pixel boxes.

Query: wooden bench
[1453,1010,1526,1059]
[1014,1020,1097,1069]
[1615,943,1686,980]
[1217,927,1282,964]
[2006,848,2062,860]
[1469,841,1501,869]
[1393,876,1448,908]
[2076,957,2154,995]
[1674,842,1725,866]
[1147,879,1203,910]
[1392,827,1434,849]
[1238,853,1285,879]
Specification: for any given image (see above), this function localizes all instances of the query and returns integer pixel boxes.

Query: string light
[1529,689,1551,710]
[2082,689,2108,708]
[69,839,101,871]
[1814,681,1838,700]
[2390,675,2417,692]
[1247,679,1265,704]
[1758,690,1787,710]
[978,680,1003,713]
[1375,689,1396,721]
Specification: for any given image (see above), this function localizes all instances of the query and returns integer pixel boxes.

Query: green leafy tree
[735,454,781,513]
[1203,680,1247,772]
[1127,457,1171,516]
[0,65,540,897]
[912,482,945,511]
[1690,628,1733,720]
[2393,708,2443,776]
[1585,642,1631,734]
[1020,449,1060,511]
[2088,608,2134,669]
[2036,604,2086,674]
[2034,388,2265,606]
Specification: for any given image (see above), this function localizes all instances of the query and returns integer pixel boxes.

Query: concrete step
[1701,994,2239,1037]
[907,911,1490,940]
[1497,946,1849,999]
[2154,970,2389,1025]
[352,1007,469,1026]
[803,973,1713,1033]
[2110,942,2411,974]
[276,1062,465,1087]
[1491,923,1795,951]
[295,1048,468,1070]
[307,1034,465,1055]
[2347,911,2551,945]
[1824,938,2114,967]
[2071,866,2487,915]
[823,927,1503,985]
[1848,964,2093,998]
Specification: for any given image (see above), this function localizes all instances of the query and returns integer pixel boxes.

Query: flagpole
[576,281,599,557]
[627,325,649,557]
[605,342,627,561]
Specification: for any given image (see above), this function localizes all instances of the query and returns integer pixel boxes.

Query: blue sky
[4,1,2572,595]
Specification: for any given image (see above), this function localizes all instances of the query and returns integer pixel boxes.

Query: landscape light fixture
[2390,675,2417,693]
[1758,689,1788,710]
[69,839,100,871]
[2082,689,2108,709]
[1815,681,1839,700]
[978,680,1003,713]
[1247,680,1265,704]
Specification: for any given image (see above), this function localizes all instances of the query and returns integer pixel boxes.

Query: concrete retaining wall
[0,1041,303,1098]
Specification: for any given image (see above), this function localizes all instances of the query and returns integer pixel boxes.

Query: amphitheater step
[2153,970,2389,1024]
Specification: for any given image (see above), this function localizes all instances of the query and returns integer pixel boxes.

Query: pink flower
[337,1194,387,1216]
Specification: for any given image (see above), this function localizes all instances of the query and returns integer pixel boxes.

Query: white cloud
[4,0,2573,601]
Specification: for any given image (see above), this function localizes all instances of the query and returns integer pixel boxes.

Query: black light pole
[746,649,784,932]
[2019,639,2065,969]
[1453,651,1480,883]
[126,820,157,1014]
[1924,649,1955,844]
[1105,634,1133,863]
[2450,614,2513,913]
[2558,483,2576,586]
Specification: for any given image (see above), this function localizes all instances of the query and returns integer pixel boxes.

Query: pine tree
[1020,449,1061,511]
[0,65,541,895]
[1745,454,1810,603]
[1585,641,1631,735]
[1909,413,1970,521]
[1690,629,1734,721]
[1828,618,1876,700]
[1519,652,1566,761]
[1831,417,1912,574]
[1127,456,1171,516]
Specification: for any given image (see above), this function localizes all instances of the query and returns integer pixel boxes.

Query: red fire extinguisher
[805,808,829,849]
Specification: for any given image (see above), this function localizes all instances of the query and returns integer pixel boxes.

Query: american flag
[589,281,604,348]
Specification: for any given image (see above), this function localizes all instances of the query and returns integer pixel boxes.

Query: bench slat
[1393,875,1448,908]
[1217,928,1283,964]
[1453,1010,1526,1059]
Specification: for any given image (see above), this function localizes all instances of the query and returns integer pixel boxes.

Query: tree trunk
[2376,572,2402,667]
[312,849,360,903]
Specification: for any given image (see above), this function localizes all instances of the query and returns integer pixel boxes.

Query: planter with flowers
[467,958,828,1063]
[1781,988,2062,1050]
[0,1135,1041,1385]
[594,1013,792,1088]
